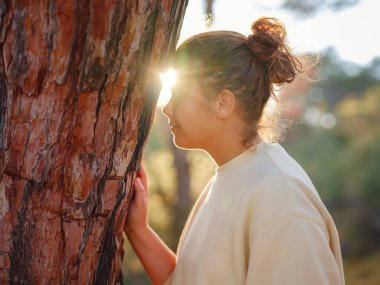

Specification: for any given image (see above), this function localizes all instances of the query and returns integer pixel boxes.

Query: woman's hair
[174,17,303,146]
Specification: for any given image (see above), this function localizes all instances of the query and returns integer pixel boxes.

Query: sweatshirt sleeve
[245,215,343,285]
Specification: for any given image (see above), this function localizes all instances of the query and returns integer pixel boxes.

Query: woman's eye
[170,91,183,105]
[171,86,186,103]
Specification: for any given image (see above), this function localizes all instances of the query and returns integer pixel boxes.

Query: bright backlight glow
[160,68,176,87]
[158,68,176,107]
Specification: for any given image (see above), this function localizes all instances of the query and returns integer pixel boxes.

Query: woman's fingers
[134,177,144,191]
[133,177,147,207]
[125,165,149,232]
[138,164,148,190]
[134,164,149,200]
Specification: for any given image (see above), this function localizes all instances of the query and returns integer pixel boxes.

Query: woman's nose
[162,100,172,119]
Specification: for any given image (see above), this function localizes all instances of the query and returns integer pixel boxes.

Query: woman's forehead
[173,75,199,90]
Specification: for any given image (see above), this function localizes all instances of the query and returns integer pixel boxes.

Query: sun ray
[158,68,177,107]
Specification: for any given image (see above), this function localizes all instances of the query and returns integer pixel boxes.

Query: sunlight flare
[158,68,176,107]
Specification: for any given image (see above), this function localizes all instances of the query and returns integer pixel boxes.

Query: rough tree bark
[0,0,188,284]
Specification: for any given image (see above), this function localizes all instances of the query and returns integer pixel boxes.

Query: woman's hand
[124,165,149,234]
[124,164,177,284]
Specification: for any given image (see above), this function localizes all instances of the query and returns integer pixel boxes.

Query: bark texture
[0,0,187,284]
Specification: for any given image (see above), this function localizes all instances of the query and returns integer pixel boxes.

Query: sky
[179,0,380,66]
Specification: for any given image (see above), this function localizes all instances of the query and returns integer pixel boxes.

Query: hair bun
[247,17,285,62]
[247,17,302,84]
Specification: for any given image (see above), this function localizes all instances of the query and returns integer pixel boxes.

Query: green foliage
[360,142,380,200]
[316,49,380,108]
[344,248,380,285]
[336,85,380,201]
[282,0,359,16]
[285,127,346,202]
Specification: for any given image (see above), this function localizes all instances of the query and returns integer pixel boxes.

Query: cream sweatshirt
[164,142,345,285]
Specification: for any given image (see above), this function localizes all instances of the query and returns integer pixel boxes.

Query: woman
[124,17,345,285]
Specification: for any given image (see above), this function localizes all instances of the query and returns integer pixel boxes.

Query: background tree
[204,0,360,18]
[0,0,188,284]
[280,0,359,16]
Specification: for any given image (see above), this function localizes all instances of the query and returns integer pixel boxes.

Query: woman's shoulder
[236,142,315,192]
[238,142,329,228]
[257,142,311,180]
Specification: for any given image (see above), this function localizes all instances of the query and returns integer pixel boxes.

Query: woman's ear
[214,89,236,119]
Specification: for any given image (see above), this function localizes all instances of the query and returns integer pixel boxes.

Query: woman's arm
[124,166,176,285]
[126,224,176,285]
[245,215,344,285]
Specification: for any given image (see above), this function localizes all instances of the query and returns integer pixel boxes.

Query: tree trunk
[168,133,191,242]
[0,0,188,284]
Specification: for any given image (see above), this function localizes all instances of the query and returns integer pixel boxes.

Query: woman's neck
[206,134,261,167]
[209,145,247,166]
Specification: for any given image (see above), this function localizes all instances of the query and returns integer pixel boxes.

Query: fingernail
[135,178,144,190]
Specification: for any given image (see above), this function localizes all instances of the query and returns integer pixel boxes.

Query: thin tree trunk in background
[205,0,213,16]
[169,138,191,240]
[0,0,187,284]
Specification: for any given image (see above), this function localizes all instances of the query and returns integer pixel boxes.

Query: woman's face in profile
[162,76,216,150]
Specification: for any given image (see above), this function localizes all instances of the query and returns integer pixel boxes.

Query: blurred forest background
[122,1,380,284]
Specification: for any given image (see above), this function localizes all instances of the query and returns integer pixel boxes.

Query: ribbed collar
[215,142,265,178]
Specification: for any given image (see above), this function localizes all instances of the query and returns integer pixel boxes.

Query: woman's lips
[168,120,179,131]
[170,125,179,131]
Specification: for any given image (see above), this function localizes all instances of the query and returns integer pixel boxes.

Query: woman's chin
[173,136,193,150]
[173,138,187,149]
